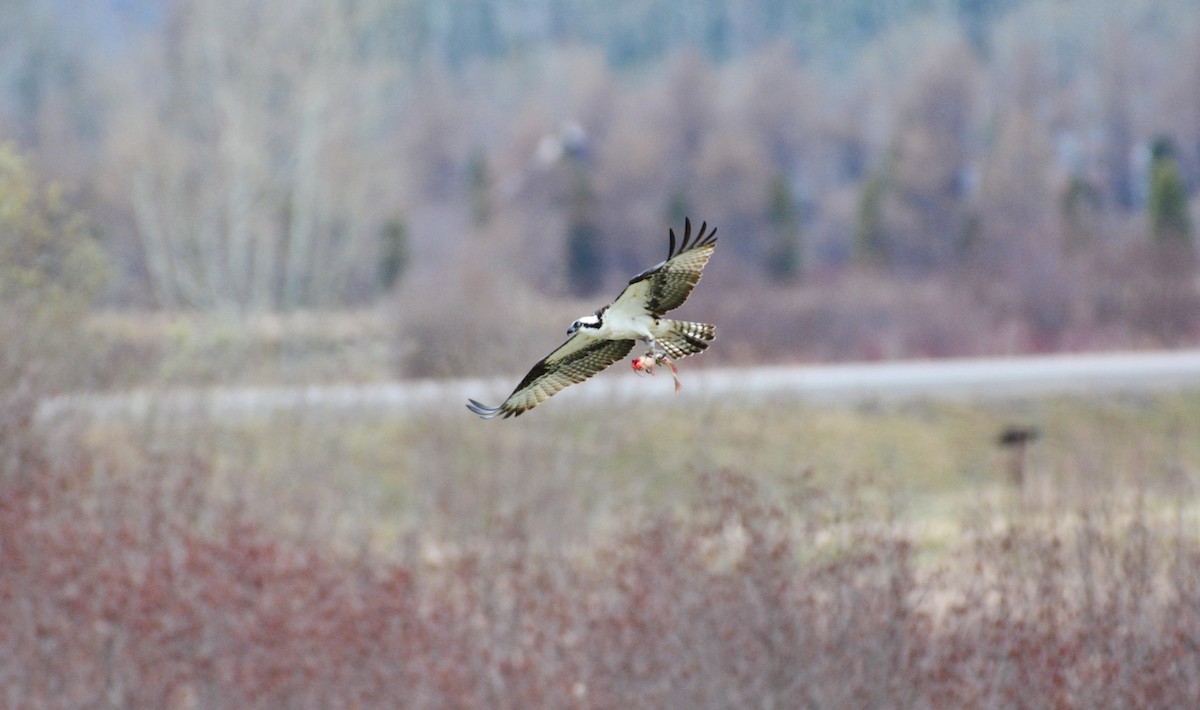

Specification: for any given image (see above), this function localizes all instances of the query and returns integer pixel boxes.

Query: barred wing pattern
[620,218,718,316]
[466,336,636,419]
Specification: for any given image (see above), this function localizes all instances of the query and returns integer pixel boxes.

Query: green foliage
[1147,147,1193,246]
[0,142,107,483]
[377,216,410,292]
[0,142,107,390]
[764,173,802,281]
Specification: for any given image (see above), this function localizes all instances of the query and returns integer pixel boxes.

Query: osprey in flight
[467,218,718,419]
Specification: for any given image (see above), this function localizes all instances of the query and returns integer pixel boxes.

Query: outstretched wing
[467,333,636,419]
[611,217,718,317]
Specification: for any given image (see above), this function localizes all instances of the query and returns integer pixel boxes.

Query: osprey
[467,218,718,419]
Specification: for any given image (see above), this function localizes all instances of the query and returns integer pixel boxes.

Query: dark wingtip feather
[666,217,724,258]
[670,218,718,254]
[466,399,502,419]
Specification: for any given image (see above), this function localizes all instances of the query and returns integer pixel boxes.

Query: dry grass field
[5,390,1200,708]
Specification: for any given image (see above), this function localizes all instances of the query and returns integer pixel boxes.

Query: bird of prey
[467,218,718,419]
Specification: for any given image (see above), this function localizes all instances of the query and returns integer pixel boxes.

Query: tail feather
[658,320,715,359]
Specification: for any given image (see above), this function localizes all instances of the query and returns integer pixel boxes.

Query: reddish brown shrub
[4,457,1200,708]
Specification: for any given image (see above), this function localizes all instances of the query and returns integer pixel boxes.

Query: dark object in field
[997,424,1041,488]
[997,425,1041,448]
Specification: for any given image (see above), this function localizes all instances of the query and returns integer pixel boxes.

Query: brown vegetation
[6,430,1200,708]
[9,389,1200,706]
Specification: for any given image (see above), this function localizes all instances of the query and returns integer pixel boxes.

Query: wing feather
[467,334,635,419]
[468,217,718,420]
[612,217,717,316]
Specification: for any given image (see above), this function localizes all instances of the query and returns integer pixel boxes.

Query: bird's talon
[632,352,681,391]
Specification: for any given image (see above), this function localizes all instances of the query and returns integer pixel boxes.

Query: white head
[568,314,601,335]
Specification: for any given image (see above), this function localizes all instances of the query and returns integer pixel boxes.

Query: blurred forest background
[2,0,1199,389]
[8,2,1200,707]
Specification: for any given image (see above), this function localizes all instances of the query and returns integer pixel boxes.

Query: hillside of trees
[1,0,1198,377]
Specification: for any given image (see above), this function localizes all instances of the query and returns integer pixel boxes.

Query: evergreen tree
[1060,176,1101,250]
[1142,137,1197,343]
[764,173,802,281]
[566,164,603,296]
[854,169,890,265]
[378,216,410,293]
[1148,141,1193,246]
[466,148,492,227]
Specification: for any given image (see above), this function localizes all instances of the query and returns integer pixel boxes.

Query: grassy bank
[68,391,1200,546]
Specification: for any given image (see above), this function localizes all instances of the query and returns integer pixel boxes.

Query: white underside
[595,310,659,344]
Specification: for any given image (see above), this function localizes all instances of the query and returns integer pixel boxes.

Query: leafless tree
[115,0,398,310]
